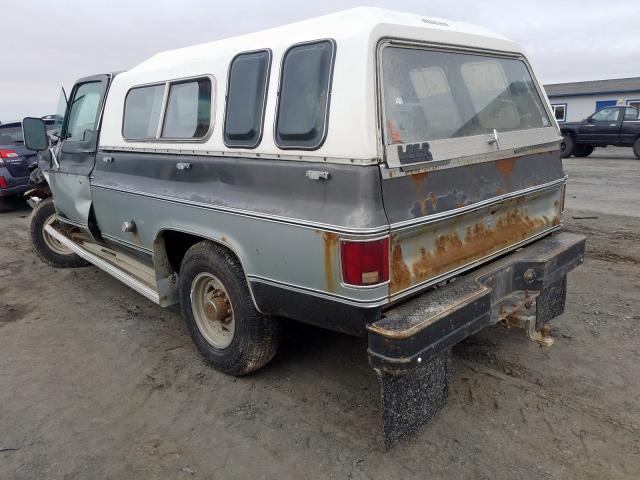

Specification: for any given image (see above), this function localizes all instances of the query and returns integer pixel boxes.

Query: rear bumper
[367,231,586,374]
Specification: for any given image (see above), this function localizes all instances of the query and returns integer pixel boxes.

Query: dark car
[560,105,640,158]
[0,118,60,201]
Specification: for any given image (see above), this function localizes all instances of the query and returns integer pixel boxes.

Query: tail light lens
[340,238,389,286]
[0,149,19,159]
[0,176,7,188]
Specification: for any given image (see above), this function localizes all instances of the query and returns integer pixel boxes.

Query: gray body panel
[90,151,391,307]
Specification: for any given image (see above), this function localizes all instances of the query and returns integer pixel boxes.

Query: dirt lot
[1,147,639,479]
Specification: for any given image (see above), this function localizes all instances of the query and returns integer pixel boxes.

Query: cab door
[579,107,622,143]
[48,75,110,230]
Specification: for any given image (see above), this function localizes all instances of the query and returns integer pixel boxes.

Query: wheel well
[156,230,242,275]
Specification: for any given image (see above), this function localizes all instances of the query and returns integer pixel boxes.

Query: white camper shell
[100,7,560,167]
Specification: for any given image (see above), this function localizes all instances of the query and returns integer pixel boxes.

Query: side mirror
[586,117,595,124]
[22,117,49,151]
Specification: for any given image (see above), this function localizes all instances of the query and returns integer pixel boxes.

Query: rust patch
[409,172,429,216]
[411,209,549,283]
[390,243,411,294]
[428,192,437,211]
[410,172,428,183]
[495,158,518,177]
[321,232,340,293]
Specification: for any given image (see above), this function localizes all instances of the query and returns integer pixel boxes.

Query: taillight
[0,176,7,188]
[0,149,18,159]
[340,237,389,286]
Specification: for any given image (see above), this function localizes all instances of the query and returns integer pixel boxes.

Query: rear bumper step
[368,231,585,375]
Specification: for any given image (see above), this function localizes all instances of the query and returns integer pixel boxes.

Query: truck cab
[560,105,640,158]
[21,7,585,448]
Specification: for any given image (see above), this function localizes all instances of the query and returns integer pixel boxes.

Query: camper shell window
[381,47,551,145]
[123,84,166,140]
[224,50,272,148]
[161,78,212,140]
[275,40,335,150]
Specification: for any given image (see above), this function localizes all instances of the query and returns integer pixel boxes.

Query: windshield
[0,124,24,145]
[381,47,552,145]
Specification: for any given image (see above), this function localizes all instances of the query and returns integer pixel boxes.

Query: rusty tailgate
[381,150,566,299]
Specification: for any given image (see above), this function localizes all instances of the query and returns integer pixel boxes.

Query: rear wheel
[179,240,281,376]
[560,135,574,158]
[29,198,88,268]
[573,145,594,158]
[634,138,640,159]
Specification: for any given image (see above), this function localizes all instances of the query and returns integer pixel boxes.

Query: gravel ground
[1,148,639,479]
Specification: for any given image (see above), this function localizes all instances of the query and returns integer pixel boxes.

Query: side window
[65,81,106,142]
[592,108,619,122]
[624,107,639,121]
[275,40,335,150]
[161,78,212,139]
[224,50,271,148]
[123,84,166,139]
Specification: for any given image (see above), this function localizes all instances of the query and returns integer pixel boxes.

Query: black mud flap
[368,231,586,448]
[377,349,452,449]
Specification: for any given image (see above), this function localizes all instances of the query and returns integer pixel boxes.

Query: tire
[179,240,281,376]
[560,135,574,158]
[29,198,88,268]
[634,138,640,159]
[573,145,594,158]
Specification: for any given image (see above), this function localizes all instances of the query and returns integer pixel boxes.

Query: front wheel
[634,138,640,159]
[560,135,574,158]
[573,145,594,158]
[179,241,281,376]
[29,198,88,268]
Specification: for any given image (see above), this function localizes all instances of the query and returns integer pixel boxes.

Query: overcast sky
[3,0,639,120]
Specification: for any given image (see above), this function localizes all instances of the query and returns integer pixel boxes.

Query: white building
[544,77,640,123]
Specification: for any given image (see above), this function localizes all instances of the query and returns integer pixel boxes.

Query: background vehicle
[0,118,60,203]
[560,105,640,158]
[21,8,585,448]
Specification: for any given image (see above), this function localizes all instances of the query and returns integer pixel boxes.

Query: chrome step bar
[44,225,161,305]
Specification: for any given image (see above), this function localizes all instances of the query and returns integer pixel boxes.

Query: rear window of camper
[381,47,551,145]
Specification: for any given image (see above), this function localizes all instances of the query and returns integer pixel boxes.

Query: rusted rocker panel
[368,231,586,448]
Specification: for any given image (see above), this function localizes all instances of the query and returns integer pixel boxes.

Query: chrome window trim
[274,38,337,151]
[121,74,216,144]
[223,49,273,149]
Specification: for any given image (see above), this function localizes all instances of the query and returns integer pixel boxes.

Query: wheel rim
[190,272,236,349]
[43,214,74,256]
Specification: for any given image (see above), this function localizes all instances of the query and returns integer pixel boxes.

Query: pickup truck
[20,7,585,448]
[560,105,640,158]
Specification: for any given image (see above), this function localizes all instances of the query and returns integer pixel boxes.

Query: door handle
[609,123,617,127]
[102,156,114,163]
[176,162,192,171]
